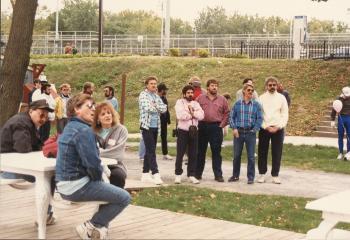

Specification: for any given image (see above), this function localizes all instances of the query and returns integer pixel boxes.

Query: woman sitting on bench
[55,93,131,240]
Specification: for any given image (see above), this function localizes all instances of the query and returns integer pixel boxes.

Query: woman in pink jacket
[174,85,204,184]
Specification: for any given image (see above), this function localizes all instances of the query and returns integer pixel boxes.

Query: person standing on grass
[236,78,259,101]
[157,83,173,160]
[174,85,204,184]
[55,83,71,134]
[257,76,289,184]
[189,76,206,99]
[83,82,95,96]
[277,83,291,107]
[56,94,130,240]
[195,79,230,182]
[331,86,350,161]
[93,102,128,188]
[228,83,262,184]
[104,86,119,112]
[138,76,167,185]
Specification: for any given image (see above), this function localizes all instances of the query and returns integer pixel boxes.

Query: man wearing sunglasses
[257,77,289,184]
[228,84,262,184]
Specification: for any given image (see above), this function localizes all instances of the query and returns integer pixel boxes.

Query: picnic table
[305,189,350,240]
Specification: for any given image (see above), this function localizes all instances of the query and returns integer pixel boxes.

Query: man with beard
[257,76,289,184]
[174,85,204,184]
[104,86,119,112]
[195,79,230,182]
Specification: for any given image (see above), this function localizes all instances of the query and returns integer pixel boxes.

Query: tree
[194,6,229,34]
[0,0,38,127]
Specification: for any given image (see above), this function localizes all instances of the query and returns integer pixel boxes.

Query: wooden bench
[305,190,350,240]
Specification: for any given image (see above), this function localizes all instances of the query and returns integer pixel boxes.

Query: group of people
[1,80,127,239]
[138,75,289,186]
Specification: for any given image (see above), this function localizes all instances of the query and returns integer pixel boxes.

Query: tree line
[1,1,347,35]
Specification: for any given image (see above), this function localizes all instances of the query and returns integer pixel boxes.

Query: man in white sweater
[257,76,289,184]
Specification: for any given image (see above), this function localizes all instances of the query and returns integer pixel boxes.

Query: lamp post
[98,0,103,53]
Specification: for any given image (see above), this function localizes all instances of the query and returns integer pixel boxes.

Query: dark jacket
[160,96,171,124]
[55,117,103,182]
[0,112,42,153]
[331,97,350,121]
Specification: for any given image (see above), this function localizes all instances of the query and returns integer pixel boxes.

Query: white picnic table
[305,189,350,240]
[0,151,115,239]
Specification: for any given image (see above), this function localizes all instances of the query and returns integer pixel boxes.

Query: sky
[1,0,350,26]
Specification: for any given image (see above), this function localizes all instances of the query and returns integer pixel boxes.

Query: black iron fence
[300,41,350,60]
[240,41,294,59]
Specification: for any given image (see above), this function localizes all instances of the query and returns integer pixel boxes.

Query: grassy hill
[31,56,350,135]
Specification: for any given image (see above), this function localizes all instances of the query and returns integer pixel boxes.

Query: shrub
[169,48,180,57]
[198,49,209,58]
[223,53,249,59]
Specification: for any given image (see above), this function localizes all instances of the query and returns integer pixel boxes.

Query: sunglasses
[246,89,254,92]
[39,113,48,119]
[268,84,276,87]
[86,103,96,110]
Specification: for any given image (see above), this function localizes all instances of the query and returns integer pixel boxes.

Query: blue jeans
[59,180,131,228]
[338,115,350,153]
[138,136,146,159]
[233,130,256,181]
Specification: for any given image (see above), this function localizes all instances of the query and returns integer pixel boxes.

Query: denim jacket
[55,117,103,182]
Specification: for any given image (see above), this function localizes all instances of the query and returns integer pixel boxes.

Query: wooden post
[120,73,127,124]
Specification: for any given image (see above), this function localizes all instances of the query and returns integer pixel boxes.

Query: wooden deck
[0,184,305,239]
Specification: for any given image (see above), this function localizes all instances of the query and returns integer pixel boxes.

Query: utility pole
[160,1,164,56]
[164,0,170,51]
[98,0,103,53]
[55,0,59,53]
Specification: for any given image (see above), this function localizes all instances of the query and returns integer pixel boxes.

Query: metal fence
[1,31,350,59]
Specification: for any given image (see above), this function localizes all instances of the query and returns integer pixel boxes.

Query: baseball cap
[30,99,54,112]
[342,86,350,97]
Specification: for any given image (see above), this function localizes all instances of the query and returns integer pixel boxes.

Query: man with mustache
[195,79,230,182]
[257,76,289,184]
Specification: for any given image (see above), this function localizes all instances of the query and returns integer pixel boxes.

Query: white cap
[342,86,350,97]
[39,74,47,82]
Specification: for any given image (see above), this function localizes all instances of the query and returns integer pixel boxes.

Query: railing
[300,41,350,60]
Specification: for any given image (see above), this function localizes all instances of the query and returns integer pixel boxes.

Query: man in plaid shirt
[228,83,262,184]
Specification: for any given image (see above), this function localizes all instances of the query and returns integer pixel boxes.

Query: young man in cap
[157,83,173,160]
[0,99,56,224]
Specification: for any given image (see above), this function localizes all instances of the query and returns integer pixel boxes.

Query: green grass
[30,56,350,135]
[132,185,323,233]
[128,143,350,174]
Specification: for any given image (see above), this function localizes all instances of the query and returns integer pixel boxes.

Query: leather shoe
[215,176,224,182]
[228,176,239,182]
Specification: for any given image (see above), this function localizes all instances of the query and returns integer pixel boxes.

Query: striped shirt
[229,99,263,132]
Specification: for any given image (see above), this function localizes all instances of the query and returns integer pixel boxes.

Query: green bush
[169,48,180,57]
[198,48,209,58]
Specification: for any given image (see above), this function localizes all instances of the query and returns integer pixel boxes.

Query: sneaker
[188,176,200,184]
[214,176,225,182]
[257,174,265,183]
[35,212,56,227]
[337,153,344,160]
[141,173,153,183]
[345,152,350,161]
[272,176,281,184]
[174,175,182,184]
[228,176,239,182]
[163,154,173,160]
[152,173,164,185]
[76,221,108,240]
[247,179,254,184]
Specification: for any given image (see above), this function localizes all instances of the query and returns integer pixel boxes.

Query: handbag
[172,128,178,137]
[188,119,198,139]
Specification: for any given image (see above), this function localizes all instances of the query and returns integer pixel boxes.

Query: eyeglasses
[268,84,277,87]
[246,89,254,92]
[39,113,48,120]
[86,103,96,110]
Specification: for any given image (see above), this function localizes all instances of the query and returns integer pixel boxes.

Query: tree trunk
[0,0,38,127]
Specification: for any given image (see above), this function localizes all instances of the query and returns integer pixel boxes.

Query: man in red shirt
[195,79,230,182]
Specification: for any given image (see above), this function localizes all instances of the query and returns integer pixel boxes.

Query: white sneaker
[76,221,108,240]
[257,174,265,183]
[189,176,200,184]
[174,175,182,184]
[345,152,350,161]
[163,154,173,160]
[272,176,281,184]
[337,153,344,160]
[152,173,164,185]
[141,173,153,183]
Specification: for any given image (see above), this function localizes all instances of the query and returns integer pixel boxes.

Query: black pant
[258,128,284,177]
[39,121,51,143]
[142,128,159,174]
[56,118,68,134]
[175,129,198,177]
[160,118,168,155]
[196,122,223,178]
[108,165,126,189]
